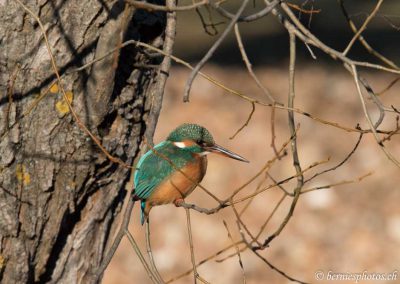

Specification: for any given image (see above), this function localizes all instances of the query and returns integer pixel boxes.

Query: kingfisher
[133,123,249,224]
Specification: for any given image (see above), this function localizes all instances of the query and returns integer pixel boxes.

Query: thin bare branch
[230,102,256,139]
[212,0,279,22]
[339,0,398,69]
[377,77,400,96]
[185,208,210,284]
[286,2,321,14]
[305,133,363,183]
[125,229,160,284]
[252,28,304,251]
[301,172,373,194]
[183,0,250,102]
[166,242,242,283]
[223,221,246,284]
[342,0,384,56]
[146,219,165,283]
[351,65,400,168]
[234,23,276,102]
[195,5,220,36]
[124,0,209,12]
[238,222,309,284]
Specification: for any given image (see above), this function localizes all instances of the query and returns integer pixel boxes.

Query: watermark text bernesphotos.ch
[315,270,398,282]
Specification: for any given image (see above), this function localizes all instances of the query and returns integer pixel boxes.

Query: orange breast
[144,155,207,215]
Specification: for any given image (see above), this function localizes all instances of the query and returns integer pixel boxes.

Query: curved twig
[183,0,250,102]
[212,0,279,22]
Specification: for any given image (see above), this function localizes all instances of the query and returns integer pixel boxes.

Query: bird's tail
[132,194,146,225]
[140,201,146,225]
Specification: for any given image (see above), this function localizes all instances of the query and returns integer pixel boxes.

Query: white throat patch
[173,142,187,148]
[173,142,210,156]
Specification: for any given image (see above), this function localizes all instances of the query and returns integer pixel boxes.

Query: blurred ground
[103,64,400,284]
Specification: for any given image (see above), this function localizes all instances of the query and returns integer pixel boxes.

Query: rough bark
[0,0,173,283]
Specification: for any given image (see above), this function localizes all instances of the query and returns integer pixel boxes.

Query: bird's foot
[174,198,184,207]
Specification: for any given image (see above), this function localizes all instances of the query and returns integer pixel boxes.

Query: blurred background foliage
[174,0,400,65]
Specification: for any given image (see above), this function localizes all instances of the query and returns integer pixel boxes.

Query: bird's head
[167,123,249,163]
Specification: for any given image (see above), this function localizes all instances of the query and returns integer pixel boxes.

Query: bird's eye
[197,140,207,147]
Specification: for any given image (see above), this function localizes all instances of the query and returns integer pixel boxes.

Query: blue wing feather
[134,141,169,199]
[134,140,196,224]
[134,141,194,199]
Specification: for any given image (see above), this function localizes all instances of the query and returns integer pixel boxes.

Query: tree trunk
[0,0,174,283]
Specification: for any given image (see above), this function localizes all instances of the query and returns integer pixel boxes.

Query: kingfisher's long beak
[205,144,249,163]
